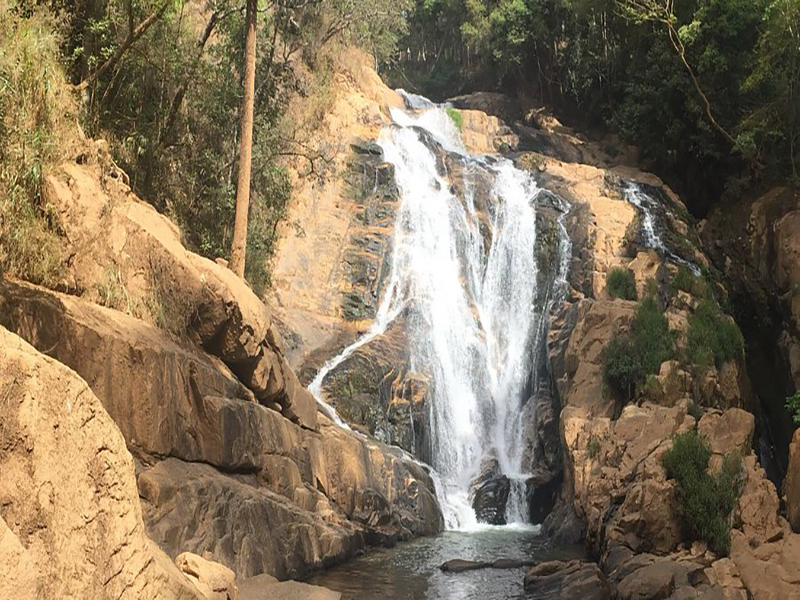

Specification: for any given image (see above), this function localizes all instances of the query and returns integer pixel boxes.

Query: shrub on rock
[686,300,744,368]
[602,297,675,400]
[607,268,638,300]
[662,430,743,556]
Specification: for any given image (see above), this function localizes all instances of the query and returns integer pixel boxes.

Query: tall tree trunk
[229,0,258,279]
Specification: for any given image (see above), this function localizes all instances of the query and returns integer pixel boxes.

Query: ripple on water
[306,528,584,600]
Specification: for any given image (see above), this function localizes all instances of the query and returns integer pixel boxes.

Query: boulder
[616,559,701,600]
[176,553,238,600]
[697,409,754,456]
[523,560,611,599]
[469,454,511,525]
[786,428,800,533]
[237,573,341,600]
[0,326,200,599]
[41,162,317,430]
[730,529,800,598]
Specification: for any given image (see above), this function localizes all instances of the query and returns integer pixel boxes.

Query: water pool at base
[306,528,584,600]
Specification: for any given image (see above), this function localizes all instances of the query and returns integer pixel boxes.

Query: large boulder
[523,560,611,599]
[0,326,200,599]
[42,162,317,430]
[175,553,238,600]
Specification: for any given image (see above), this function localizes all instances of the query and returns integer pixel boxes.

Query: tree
[76,0,172,92]
[229,0,258,278]
[616,0,736,145]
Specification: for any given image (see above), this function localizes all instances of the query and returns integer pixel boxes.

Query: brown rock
[736,455,782,543]
[0,516,39,599]
[0,326,200,599]
[238,573,341,600]
[730,529,800,598]
[560,299,636,417]
[524,560,611,599]
[697,409,754,456]
[786,429,800,533]
[176,552,238,600]
[657,361,693,407]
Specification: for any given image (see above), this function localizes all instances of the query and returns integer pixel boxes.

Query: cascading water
[310,92,570,530]
[623,181,702,276]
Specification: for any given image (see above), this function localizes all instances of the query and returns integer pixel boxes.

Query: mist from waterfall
[310,93,569,530]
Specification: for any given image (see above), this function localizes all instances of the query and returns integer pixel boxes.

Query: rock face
[524,560,611,599]
[786,429,800,533]
[0,278,442,580]
[0,326,201,599]
[0,127,443,582]
[701,186,800,471]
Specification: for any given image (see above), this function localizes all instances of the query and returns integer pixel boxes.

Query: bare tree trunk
[229,0,258,279]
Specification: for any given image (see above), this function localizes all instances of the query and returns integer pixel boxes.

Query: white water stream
[309,93,569,530]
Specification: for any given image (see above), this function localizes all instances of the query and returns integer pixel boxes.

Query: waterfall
[623,182,702,276]
[310,93,569,530]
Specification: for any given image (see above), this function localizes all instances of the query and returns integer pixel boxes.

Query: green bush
[0,3,74,287]
[662,430,743,556]
[786,391,800,425]
[603,296,675,399]
[687,299,745,368]
[607,268,638,300]
[670,266,707,298]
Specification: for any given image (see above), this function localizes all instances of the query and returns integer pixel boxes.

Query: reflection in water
[307,528,584,600]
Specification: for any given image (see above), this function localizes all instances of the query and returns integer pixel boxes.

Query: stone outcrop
[0,278,442,580]
[701,186,800,473]
[0,326,201,599]
[523,560,611,599]
[0,114,443,584]
[469,455,511,525]
[42,158,317,431]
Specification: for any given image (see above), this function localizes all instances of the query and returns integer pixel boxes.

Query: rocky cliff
[0,121,443,596]
[266,62,800,597]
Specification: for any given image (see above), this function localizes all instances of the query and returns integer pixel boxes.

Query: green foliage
[786,390,800,425]
[687,299,745,367]
[587,434,601,459]
[603,296,675,399]
[445,107,463,131]
[607,268,637,300]
[670,266,707,298]
[662,430,744,555]
[0,3,73,287]
[391,0,798,213]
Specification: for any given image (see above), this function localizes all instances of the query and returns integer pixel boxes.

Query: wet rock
[439,558,536,572]
[440,559,491,573]
[469,455,511,525]
[523,559,611,599]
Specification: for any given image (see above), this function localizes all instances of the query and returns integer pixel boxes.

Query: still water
[307,527,583,600]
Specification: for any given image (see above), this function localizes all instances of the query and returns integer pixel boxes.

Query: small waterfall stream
[310,93,569,530]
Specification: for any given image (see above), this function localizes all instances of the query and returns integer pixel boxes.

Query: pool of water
[306,526,584,599]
